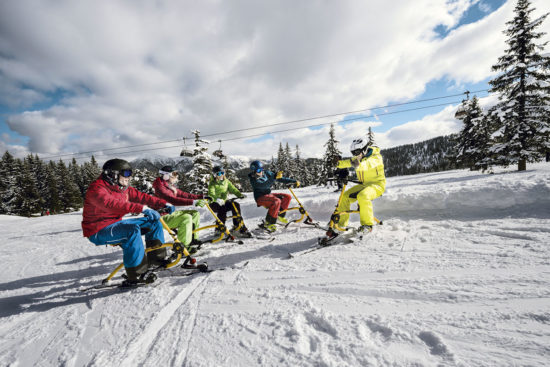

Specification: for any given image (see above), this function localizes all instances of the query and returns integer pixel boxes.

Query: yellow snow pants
[337,183,385,227]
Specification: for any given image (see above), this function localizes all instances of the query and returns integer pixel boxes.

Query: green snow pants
[337,183,385,227]
[162,210,200,247]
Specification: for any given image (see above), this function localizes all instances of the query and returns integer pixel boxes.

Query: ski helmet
[250,160,264,172]
[159,165,178,180]
[350,138,368,156]
[102,159,132,185]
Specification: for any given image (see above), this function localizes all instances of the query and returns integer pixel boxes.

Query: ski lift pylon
[180,137,193,157]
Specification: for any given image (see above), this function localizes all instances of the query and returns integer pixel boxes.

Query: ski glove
[194,199,206,208]
[142,208,160,221]
[164,204,175,214]
[276,171,283,179]
[295,181,300,188]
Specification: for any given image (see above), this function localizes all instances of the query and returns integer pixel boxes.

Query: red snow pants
[255,193,292,218]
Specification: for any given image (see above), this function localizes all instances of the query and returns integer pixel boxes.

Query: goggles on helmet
[120,169,133,178]
[255,168,263,173]
[216,171,225,176]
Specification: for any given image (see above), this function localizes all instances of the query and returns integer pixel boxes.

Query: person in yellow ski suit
[335,138,386,232]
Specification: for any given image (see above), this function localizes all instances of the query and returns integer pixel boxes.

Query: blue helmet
[250,160,264,172]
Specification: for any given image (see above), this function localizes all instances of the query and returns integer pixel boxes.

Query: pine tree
[30,155,49,213]
[284,142,296,179]
[56,160,82,212]
[69,158,85,198]
[222,156,241,189]
[184,130,212,194]
[293,144,305,185]
[455,96,484,169]
[367,126,376,146]
[131,168,156,194]
[15,157,42,217]
[0,151,20,214]
[320,124,342,186]
[82,155,101,195]
[489,0,550,171]
[45,161,62,213]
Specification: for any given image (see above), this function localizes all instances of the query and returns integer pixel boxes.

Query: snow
[1,163,550,366]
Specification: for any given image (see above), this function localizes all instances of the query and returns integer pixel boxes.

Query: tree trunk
[518,159,526,171]
[546,151,550,162]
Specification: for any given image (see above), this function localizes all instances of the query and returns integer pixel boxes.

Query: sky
[0,0,548,163]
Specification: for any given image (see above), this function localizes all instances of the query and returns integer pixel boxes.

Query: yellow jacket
[338,147,386,188]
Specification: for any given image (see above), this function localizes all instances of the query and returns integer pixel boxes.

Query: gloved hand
[204,196,213,203]
[295,181,300,188]
[332,156,340,166]
[276,171,283,179]
[142,207,160,221]
[164,204,175,214]
[194,199,206,208]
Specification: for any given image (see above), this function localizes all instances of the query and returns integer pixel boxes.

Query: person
[248,160,299,233]
[82,158,174,285]
[333,155,349,192]
[152,166,206,253]
[207,166,251,237]
[334,138,386,233]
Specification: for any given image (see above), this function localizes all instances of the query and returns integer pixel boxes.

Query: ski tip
[287,252,294,259]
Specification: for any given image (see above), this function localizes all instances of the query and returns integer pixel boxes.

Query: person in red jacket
[82,159,174,285]
[152,166,206,253]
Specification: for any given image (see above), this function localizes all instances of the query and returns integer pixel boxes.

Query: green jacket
[207,176,242,202]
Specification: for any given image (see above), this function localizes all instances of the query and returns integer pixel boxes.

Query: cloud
[1,0,548,161]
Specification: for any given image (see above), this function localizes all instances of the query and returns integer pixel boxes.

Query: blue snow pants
[88,217,165,267]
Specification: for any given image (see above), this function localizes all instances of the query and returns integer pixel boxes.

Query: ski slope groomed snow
[1,163,550,367]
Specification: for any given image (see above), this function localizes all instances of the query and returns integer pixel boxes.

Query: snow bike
[278,185,317,228]
[318,180,383,246]
[187,199,245,251]
[102,216,208,285]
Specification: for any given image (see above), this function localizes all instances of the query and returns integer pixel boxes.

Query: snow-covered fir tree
[15,157,42,217]
[46,161,62,213]
[293,144,305,185]
[320,124,342,186]
[222,156,241,190]
[455,96,485,170]
[488,0,550,171]
[131,168,156,194]
[0,151,20,214]
[183,130,212,194]
[284,142,296,179]
[367,126,376,146]
[81,155,101,196]
[56,160,82,212]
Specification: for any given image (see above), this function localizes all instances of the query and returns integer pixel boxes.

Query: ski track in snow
[1,163,550,366]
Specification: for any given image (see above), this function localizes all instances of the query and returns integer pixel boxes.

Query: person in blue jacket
[248,160,299,232]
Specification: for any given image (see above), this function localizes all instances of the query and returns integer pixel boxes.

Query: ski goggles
[255,168,263,173]
[216,171,225,176]
[351,149,363,157]
[119,169,133,178]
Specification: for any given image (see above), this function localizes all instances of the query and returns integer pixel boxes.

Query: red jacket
[82,177,167,237]
[152,177,203,206]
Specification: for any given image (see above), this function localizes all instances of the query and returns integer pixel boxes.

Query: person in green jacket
[207,166,251,237]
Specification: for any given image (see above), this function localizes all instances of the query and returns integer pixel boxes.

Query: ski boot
[318,229,339,246]
[238,226,253,238]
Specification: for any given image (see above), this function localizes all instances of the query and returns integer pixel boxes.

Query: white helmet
[350,138,368,156]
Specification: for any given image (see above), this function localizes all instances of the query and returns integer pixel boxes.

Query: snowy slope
[1,164,549,366]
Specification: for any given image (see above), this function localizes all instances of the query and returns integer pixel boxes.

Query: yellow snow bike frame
[278,185,316,227]
[325,180,383,234]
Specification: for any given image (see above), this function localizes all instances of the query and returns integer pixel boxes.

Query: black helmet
[102,159,132,185]
[212,166,223,174]
[159,165,178,180]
